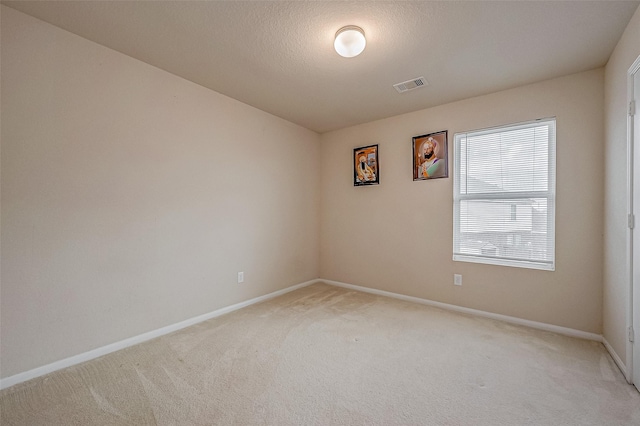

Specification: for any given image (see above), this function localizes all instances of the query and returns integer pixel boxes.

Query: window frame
[453,118,556,271]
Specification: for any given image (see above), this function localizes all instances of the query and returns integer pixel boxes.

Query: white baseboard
[602,337,628,378]
[321,279,603,342]
[0,278,319,391]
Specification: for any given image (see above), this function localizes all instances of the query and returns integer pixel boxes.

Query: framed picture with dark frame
[354,144,379,186]
[413,130,448,180]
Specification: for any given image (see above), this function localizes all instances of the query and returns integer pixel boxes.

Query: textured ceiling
[3,1,639,133]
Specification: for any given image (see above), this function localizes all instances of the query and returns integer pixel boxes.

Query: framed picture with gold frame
[354,144,379,186]
[413,130,448,180]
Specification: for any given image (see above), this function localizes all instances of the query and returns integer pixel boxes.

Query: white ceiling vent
[393,77,428,94]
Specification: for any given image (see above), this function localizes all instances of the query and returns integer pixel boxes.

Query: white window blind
[453,118,556,270]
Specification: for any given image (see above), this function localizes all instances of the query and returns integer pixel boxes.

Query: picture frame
[354,144,379,186]
[413,130,448,180]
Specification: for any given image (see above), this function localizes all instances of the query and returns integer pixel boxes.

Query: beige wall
[0,6,320,378]
[603,5,640,367]
[320,69,604,334]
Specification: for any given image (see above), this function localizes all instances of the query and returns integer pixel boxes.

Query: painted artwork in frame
[413,130,448,180]
[354,144,379,186]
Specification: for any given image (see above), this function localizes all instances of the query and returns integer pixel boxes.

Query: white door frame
[627,54,640,386]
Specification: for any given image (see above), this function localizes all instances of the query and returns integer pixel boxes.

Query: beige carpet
[1,282,639,425]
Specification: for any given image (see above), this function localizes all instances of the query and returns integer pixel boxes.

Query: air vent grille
[393,77,428,93]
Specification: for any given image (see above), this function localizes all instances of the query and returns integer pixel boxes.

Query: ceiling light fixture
[334,26,366,58]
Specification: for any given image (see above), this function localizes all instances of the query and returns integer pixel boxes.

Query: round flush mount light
[334,26,366,58]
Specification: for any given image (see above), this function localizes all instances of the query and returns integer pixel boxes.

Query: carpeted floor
[1,282,639,425]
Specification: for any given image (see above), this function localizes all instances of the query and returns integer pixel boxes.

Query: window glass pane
[461,125,549,194]
[458,198,551,263]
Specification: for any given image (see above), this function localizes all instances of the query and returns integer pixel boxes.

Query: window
[453,118,556,271]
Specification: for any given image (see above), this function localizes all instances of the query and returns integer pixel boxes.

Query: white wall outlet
[454,274,462,286]
[237,272,244,283]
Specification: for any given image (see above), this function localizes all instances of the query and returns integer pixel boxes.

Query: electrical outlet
[454,274,462,286]
[238,272,244,283]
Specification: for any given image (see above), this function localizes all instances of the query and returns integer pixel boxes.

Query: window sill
[453,254,555,271]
